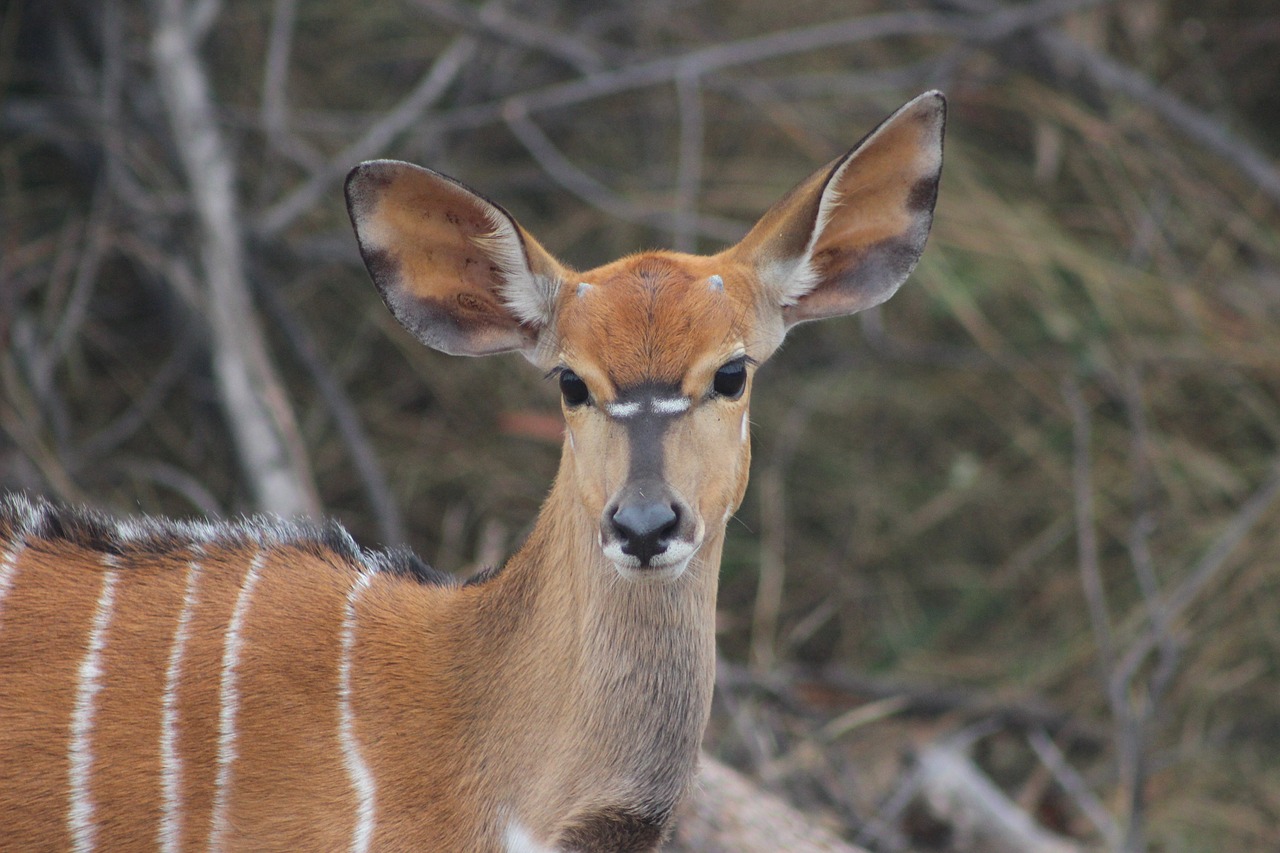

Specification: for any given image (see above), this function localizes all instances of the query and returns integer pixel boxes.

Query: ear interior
[345,160,567,360]
[730,91,946,332]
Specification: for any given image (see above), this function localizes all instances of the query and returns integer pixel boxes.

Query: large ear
[345,160,570,363]
[728,91,944,333]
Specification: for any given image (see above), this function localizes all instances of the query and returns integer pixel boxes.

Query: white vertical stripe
[68,560,121,853]
[158,555,202,853]
[209,549,265,850]
[339,571,377,853]
[0,538,26,630]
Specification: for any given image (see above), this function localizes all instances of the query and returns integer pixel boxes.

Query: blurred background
[3,0,1278,849]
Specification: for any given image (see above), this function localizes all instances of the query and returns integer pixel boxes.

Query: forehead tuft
[558,253,744,386]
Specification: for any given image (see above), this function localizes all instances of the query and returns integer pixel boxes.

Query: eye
[558,369,590,407]
[712,360,748,400]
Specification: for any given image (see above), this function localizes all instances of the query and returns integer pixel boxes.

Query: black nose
[610,499,679,565]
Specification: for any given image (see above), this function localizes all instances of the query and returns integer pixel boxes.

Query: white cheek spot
[576,282,592,298]
[567,428,575,452]
[650,397,690,415]
[740,411,749,443]
[708,274,724,292]
[605,401,641,419]
[505,819,560,853]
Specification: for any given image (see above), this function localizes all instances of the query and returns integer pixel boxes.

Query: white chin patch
[601,539,698,582]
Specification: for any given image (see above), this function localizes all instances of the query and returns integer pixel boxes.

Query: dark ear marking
[345,160,569,362]
[725,91,945,349]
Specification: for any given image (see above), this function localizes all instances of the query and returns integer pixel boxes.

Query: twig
[433,11,971,134]
[97,0,172,218]
[1063,378,1116,672]
[671,73,704,253]
[70,320,203,466]
[117,457,225,518]
[261,0,297,142]
[410,0,606,75]
[503,105,745,244]
[1027,729,1121,849]
[431,0,1110,136]
[187,0,221,42]
[1064,376,1139,851]
[719,661,1102,742]
[256,279,408,547]
[947,0,1280,206]
[914,741,1082,853]
[32,184,110,433]
[254,34,478,238]
[1034,27,1280,206]
[1115,454,1280,680]
[749,384,822,671]
[668,753,867,853]
[259,0,323,174]
[0,336,87,503]
[1109,365,1177,853]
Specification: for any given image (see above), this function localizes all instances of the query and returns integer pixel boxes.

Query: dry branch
[149,0,320,517]
[256,282,408,546]
[950,0,1280,205]
[667,754,866,853]
[411,0,607,74]
[914,742,1083,853]
[503,106,744,244]
[255,33,478,238]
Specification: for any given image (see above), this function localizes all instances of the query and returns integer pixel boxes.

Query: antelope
[0,92,944,851]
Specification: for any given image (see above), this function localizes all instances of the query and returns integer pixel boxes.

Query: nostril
[660,503,680,537]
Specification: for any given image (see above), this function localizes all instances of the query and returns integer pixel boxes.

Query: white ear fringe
[766,91,943,309]
[475,206,561,328]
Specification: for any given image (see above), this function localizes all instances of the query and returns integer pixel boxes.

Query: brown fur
[0,93,944,851]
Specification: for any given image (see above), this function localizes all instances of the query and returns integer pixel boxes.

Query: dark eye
[559,369,590,407]
[712,360,747,399]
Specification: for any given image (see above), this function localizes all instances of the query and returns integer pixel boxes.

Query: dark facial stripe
[610,383,686,486]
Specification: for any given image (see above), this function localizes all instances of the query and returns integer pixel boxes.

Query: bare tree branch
[254,34,478,238]
[914,741,1083,853]
[503,104,745,243]
[1028,729,1121,849]
[948,0,1280,205]
[259,0,323,174]
[1116,454,1280,679]
[667,754,866,852]
[431,0,1112,135]
[150,0,321,517]
[1063,378,1116,671]
[1035,27,1280,206]
[256,280,408,546]
[433,11,971,134]
[410,0,607,74]
[671,73,704,253]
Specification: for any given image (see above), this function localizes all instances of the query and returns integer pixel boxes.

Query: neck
[474,471,723,841]
[359,466,725,848]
